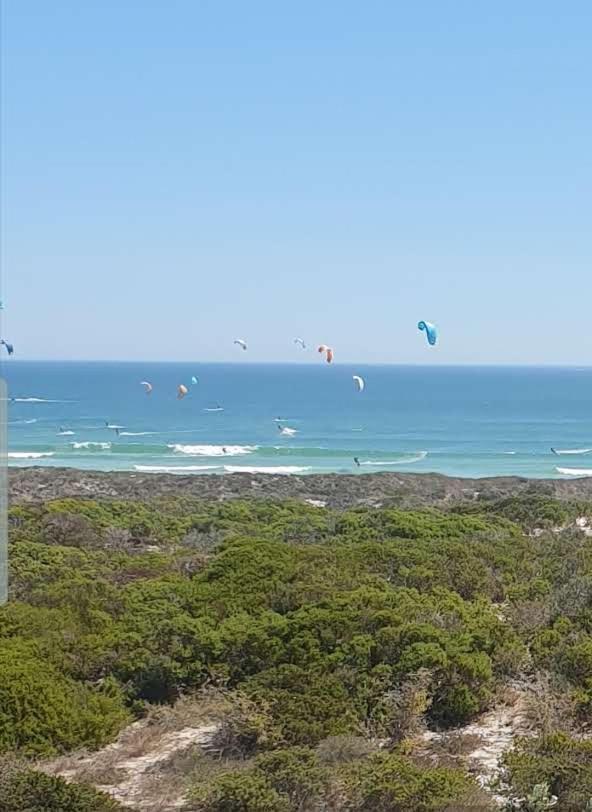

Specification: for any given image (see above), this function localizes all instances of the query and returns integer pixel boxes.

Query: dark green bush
[2,493,592,803]
[191,770,289,812]
[502,733,592,811]
[0,759,125,811]
[0,639,129,756]
[254,747,328,808]
[342,752,475,811]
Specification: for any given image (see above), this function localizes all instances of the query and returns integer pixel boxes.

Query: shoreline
[9,466,592,508]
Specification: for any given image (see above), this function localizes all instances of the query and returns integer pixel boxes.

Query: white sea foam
[169,444,256,456]
[9,419,38,425]
[58,430,75,436]
[106,424,125,430]
[203,407,224,412]
[134,465,220,473]
[8,451,54,459]
[71,441,111,451]
[12,397,66,403]
[223,465,312,474]
[360,452,428,466]
[118,431,158,436]
[551,448,592,455]
[556,467,592,477]
[278,427,298,436]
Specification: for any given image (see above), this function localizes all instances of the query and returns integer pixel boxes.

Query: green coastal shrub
[0,639,129,756]
[190,750,477,812]
[191,770,290,812]
[191,747,328,812]
[502,733,592,811]
[246,665,359,745]
[342,752,475,811]
[0,759,125,811]
[3,493,592,796]
[254,747,328,808]
[478,495,572,529]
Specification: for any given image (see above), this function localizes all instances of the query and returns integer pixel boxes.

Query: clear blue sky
[1,1,590,363]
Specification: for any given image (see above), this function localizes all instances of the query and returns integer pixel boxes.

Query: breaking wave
[134,465,220,473]
[71,441,112,451]
[169,444,257,456]
[359,452,428,466]
[12,397,69,403]
[118,431,159,436]
[223,465,312,474]
[556,467,592,477]
[9,451,54,459]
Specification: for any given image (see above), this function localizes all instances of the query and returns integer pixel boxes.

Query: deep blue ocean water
[3,362,592,478]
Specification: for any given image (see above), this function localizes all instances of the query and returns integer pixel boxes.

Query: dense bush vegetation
[341,751,475,811]
[0,758,125,811]
[0,639,129,756]
[502,733,592,811]
[190,747,478,812]
[1,493,591,808]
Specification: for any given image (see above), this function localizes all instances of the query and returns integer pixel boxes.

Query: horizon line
[2,359,591,369]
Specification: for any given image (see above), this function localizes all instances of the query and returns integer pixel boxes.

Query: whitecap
[71,441,111,451]
[223,465,312,474]
[11,397,69,403]
[169,444,256,456]
[556,467,592,477]
[360,452,428,466]
[118,431,158,436]
[134,465,220,473]
[8,451,54,459]
[551,448,592,455]
[58,431,75,436]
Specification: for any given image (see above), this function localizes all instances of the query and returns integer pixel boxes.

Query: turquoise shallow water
[3,362,592,478]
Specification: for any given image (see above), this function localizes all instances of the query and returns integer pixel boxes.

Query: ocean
[3,362,592,478]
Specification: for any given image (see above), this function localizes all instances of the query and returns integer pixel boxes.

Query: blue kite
[418,321,438,346]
